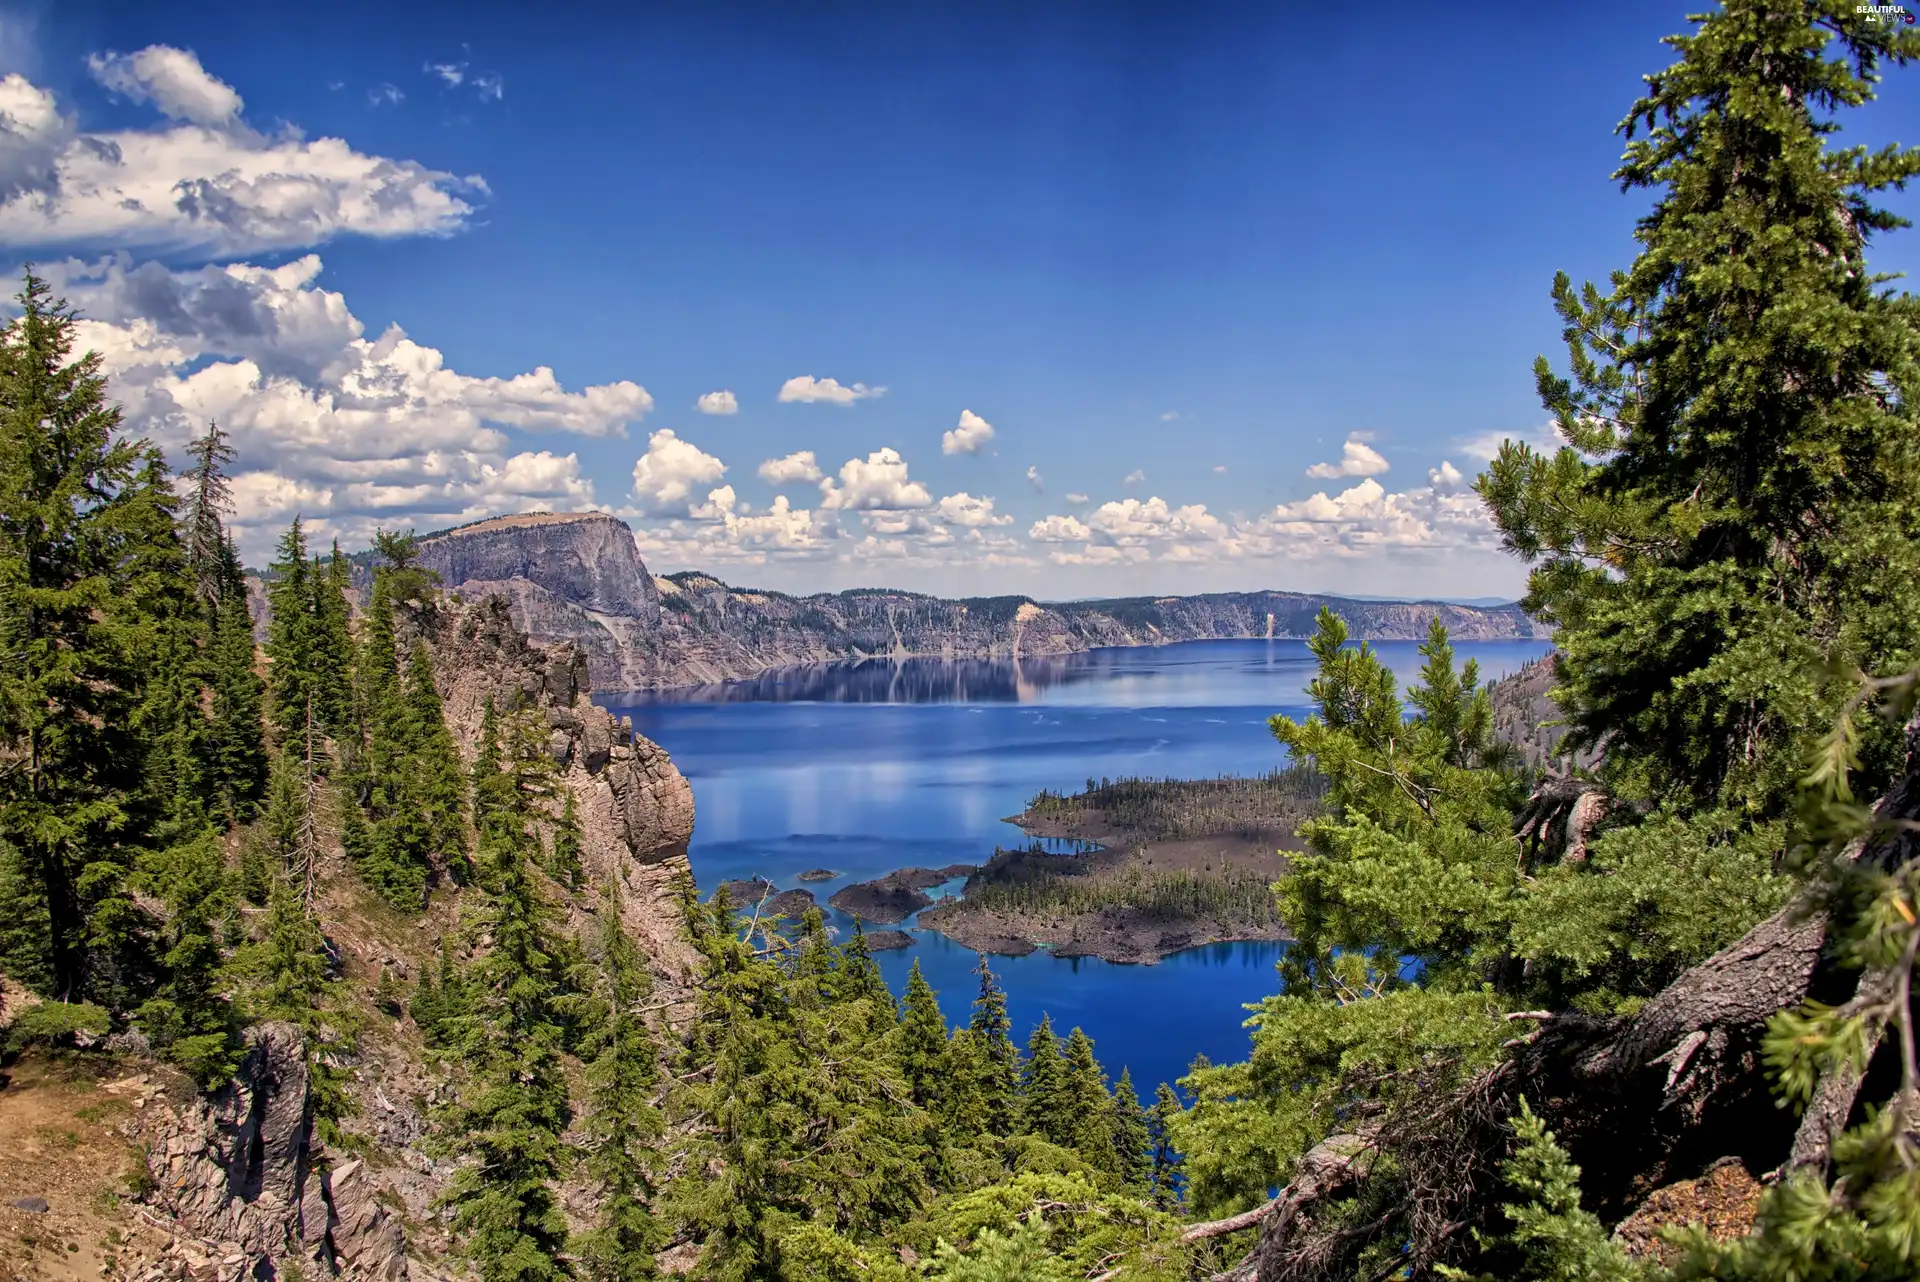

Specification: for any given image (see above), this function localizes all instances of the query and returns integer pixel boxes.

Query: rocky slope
[360,512,1548,692]
[0,593,700,1282]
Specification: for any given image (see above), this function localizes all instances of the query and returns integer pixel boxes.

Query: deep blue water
[604,637,1549,1095]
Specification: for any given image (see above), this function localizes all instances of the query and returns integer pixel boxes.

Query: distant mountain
[331,511,1550,691]
[1330,593,1519,608]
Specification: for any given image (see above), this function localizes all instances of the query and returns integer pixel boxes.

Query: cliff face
[385,512,1547,692]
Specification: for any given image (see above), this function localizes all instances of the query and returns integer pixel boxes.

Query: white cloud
[941,408,995,455]
[1454,423,1561,462]
[1064,492,1089,504]
[87,46,242,127]
[51,254,646,556]
[472,72,504,102]
[778,375,885,405]
[1029,514,1090,543]
[1212,465,1227,474]
[631,428,727,515]
[427,62,466,87]
[0,54,482,255]
[1123,468,1146,485]
[1305,434,1389,479]
[757,450,823,485]
[934,492,1012,527]
[1428,460,1466,492]
[368,83,404,108]
[696,389,738,416]
[1026,465,1043,492]
[1085,496,1230,547]
[819,448,932,511]
[1160,411,1179,421]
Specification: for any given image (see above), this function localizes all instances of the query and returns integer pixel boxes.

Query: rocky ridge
[332,512,1547,692]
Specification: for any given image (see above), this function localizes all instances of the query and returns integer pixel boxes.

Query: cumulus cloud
[49,254,648,554]
[757,450,823,485]
[1123,468,1145,485]
[1454,422,1562,462]
[1428,460,1467,492]
[818,448,932,511]
[1306,433,1389,479]
[934,492,1012,527]
[0,49,482,255]
[631,429,727,515]
[88,46,243,126]
[696,389,738,416]
[630,492,831,568]
[1248,474,1495,554]
[778,375,885,405]
[1029,514,1090,543]
[941,409,995,455]
[1026,465,1043,492]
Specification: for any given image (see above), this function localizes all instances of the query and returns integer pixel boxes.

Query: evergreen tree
[1019,1015,1071,1147]
[438,709,575,1282]
[405,641,469,874]
[967,954,1020,1136]
[1146,1084,1183,1211]
[1478,1,1920,814]
[179,422,235,608]
[313,542,355,737]
[135,829,238,1085]
[264,519,318,747]
[1108,1068,1150,1191]
[546,788,585,889]
[897,960,949,1113]
[1061,1027,1115,1173]
[578,892,662,1282]
[207,538,267,821]
[0,270,172,1001]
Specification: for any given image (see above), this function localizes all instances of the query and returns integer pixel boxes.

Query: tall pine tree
[577,891,662,1282]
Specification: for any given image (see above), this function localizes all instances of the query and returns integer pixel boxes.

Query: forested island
[4,5,1920,1282]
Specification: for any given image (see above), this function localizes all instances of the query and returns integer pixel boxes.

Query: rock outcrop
[143,1023,412,1282]
[349,512,1545,692]
[419,594,698,984]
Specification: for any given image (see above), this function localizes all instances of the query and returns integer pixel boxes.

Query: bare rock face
[419,512,661,624]
[145,1022,413,1280]
[418,594,698,984]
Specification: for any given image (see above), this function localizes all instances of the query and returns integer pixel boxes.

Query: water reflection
[635,652,1112,704]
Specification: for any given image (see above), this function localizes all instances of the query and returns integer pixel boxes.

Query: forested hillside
[3,3,1919,1282]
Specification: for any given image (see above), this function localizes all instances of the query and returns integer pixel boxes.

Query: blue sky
[5,0,1917,599]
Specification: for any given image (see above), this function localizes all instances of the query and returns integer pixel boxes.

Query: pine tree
[0,270,172,1001]
[438,710,574,1282]
[405,641,468,874]
[313,543,355,738]
[1062,1027,1115,1173]
[135,829,238,1085]
[1020,1015,1071,1147]
[1109,1069,1150,1191]
[1478,2,1920,814]
[264,520,317,747]
[546,789,585,889]
[179,422,235,608]
[897,960,949,1113]
[968,954,1020,1137]
[1146,1084,1183,1211]
[207,538,267,821]
[578,892,662,1282]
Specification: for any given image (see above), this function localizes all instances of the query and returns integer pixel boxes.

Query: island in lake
[917,768,1325,964]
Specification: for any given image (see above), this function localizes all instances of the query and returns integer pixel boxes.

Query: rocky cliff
[379,512,1547,691]
[106,593,698,1282]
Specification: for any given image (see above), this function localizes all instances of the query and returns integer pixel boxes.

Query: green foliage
[967,955,1020,1137]
[1110,1068,1151,1191]
[1477,3,1920,817]
[3,1000,111,1052]
[0,270,168,1002]
[1022,766,1326,843]
[1440,1099,1643,1282]
[1018,1015,1071,1148]
[134,829,239,1085]
[546,789,585,890]
[1146,1082,1183,1211]
[576,891,663,1282]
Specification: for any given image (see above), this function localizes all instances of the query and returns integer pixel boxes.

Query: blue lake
[605,637,1550,1096]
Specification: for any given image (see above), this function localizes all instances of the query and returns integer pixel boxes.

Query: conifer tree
[0,270,173,1000]
[1020,1016,1071,1147]
[1146,1084,1183,1211]
[1062,1027,1115,1173]
[207,538,267,821]
[313,543,356,737]
[546,788,585,889]
[405,642,469,874]
[265,519,318,747]
[135,829,238,1085]
[1478,0,1920,813]
[578,893,662,1282]
[438,714,574,1282]
[1108,1068,1150,1191]
[968,954,1020,1136]
[180,422,235,608]
[898,960,949,1113]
